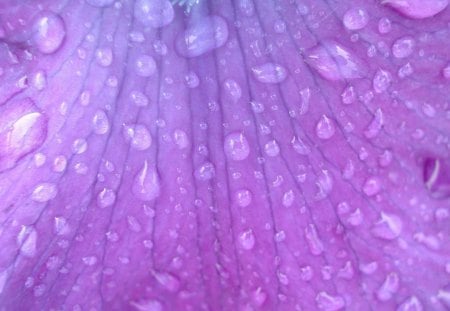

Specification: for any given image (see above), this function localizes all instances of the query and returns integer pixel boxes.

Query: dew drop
[132,160,160,201]
[376,272,400,301]
[95,47,113,67]
[97,188,116,208]
[342,8,369,30]
[123,124,152,151]
[31,182,58,202]
[341,85,356,104]
[223,79,242,101]
[17,226,37,257]
[130,90,149,107]
[239,229,255,250]
[32,11,66,54]
[316,115,336,140]
[282,190,295,207]
[315,291,346,311]
[304,224,324,255]
[224,132,250,161]
[371,212,403,240]
[364,108,384,138]
[185,71,200,88]
[31,70,47,90]
[251,63,287,84]
[134,0,174,28]
[373,69,392,93]
[383,0,448,19]
[194,162,215,181]
[392,36,415,58]
[235,189,252,207]
[378,17,392,34]
[92,110,110,135]
[398,62,414,78]
[397,296,423,311]
[173,129,189,149]
[134,55,156,77]
[264,140,280,157]
[71,138,88,154]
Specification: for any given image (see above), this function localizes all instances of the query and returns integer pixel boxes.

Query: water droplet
[398,62,414,78]
[54,216,70,235]
[342,8,369,30]
[364,108,384,138]
[224,132,250,161]
[282,190,295,207]
[173,129,189,149]
[17,226,37,257]
[130,300,163,311]
[123,124,152,151]
[153,40,167,55]
[291,136,311,155]
[363,176,381,196]
[86,0,115,7]
[127,216,142,232]
[264,140,280,157]
[274,230,286,242]
[71,138,88,154]
[392,36,415,58]
[421,102,436,118]
[305,40,367,81]
[316,115,336,140]
[132,160,160,201]
[377,272,400,301]
[382,0,448,19]
[238,0,255,16]
[95,47,113,67]
[274,20,286,33]
[185,71,200,88]
[130,90,149,107]
[134,0,174,28]
[97,188,116,208]
[31,70,47,90]
[175,16,229,58]
[304,224,324,255]
[82,256,98,266]
[92,109,110,135]
[371,212,403,240]
[235,189,252,207]
[373,69,392,93]
[134,55,156,77]
[31,11,66,54]
[337,261,355,279]
[251,63,287,84]
[31,182,58,202]
[443,64,450,79]
[152,271,180,292]
[315,291,346,311]
[194,162,215,181]
[129,30,145,43]
[239,229,255,250]
[316,170,333,199]
[33,153,46,167]
[397,296,423,311]
[378,17,392,34]
[52,155,67,172]
[223,79,242,101]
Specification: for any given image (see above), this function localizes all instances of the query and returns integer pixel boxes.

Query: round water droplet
[53,155,67,172]
[264,140,280,157]
[86,0,115,7]
[33,153,46,167]
[132,161,160,201]
[95,47,113,67]
[97,188,116,208]
[315,115,336,140]
[92,110,110,135]
[378,17,392,34]
[373,69,392,93]
[274,20,286,33]
[31,182,58,202]
[239,229,255,250]
[123,124,152,151]
[134,0,174,28]
[282,190,295,207]
[252,63,287,84]
[363,176,381,196]
[342,8,369,30]
[194,162,215,181]
[235,189,252,207]
[392,36,415,58]
[224,132,250,161]
[134,54,156,77]
[32,11,66,54]
[185,71,200,88]
[173,129,189,149]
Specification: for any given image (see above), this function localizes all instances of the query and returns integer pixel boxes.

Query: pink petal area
[0,0,448,310]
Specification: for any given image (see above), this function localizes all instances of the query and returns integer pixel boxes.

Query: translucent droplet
[33,153,46,167]
[31,182,58,202]
[341,85,356,104]
[316,115,336,140]
[315,291,346,311]
[397,296,423,311]
[123,124,152,151]
[364,108,384,138]
[185,71,200,88]
[52,155,67,173]
[54,216,70,235]
[398,62,414,78]
[251,63,287,84]
[152,271,180,292]
[173,129,189,149]
[239,229,255,250]
[373,69,392,93]
[194,162,215,181]
[235,189,252,207]
[95,47,113,67]
[82,256,98,266]
[377,272,400,301]
[282,190,295,207]
[32,11,66,54]
[378,17,392,34]
[71,138,88,154]
[371,212,403,240]
[134,54,156,77]
[342,8,369,30]
[130,90,149,107]
[17,226,37,257]
[291,136,311,155]
[92,110,110,135]
[223,79,242,101]
[304,224,324,255]
[264,140,280,157]
[97,188,116,208]
[224,132,250,161]
[363,176,381,196]
[132,160,160,201]
[134,0,174,28]
[392,36,415,58]
[31,70,47,90]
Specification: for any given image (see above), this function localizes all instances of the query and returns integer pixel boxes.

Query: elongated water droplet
[32,11,66,54]
[304,224,324,255]
[364,108,384,138]
[17,226,37,257]
[371,212,403,240]
[316,291,346,311]
[341,85,356,104]
[316,115,336,140]
[95,47,113,67]
[397,296,423,311]
[132,160,160,201]
[31,182,57,202]
[92,110,110,135]
[251,63,287,84]
[377,272,400,301]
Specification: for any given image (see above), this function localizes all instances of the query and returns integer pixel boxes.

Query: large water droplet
[97,188,116,208]
[378,17,392,34]
[134,55,156,77]
[132,160,160,201]
[264,140,280,157]
[175,16,228,58]
[31,182,58,202]
[371,212,403,240]
[305,41,367,81]
[92,109,110,135]
[382,0,448,19]
[235,189,252,207]
[376,272,400,301]
[239,229,255,250]
[31,11,66,54]
[251,63,287,84]
[392,36,415,58]
[316,115,336,140]
[342,8,369,30]
[224,132,250,161]
[71,138,88,154]
[373,69,392,93]
[123,124,152,151]
[134,0,174,28]
[315,291,346,311]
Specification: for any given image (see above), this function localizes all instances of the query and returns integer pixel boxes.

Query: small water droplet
[95,47,113,67]
[223,79,242,101]
[129,30,145,43]
[31,182,58,202]
[239,229,255,250]
[363,176,382,196]
[397,296,423,311]
[134,0,174,28]
[130,90,149,107]
[371,212,403,240]
[33,153,46,167]
[32,11,66,54]
[341,85,356,105]
[194,162,215,181]
[304,224,324,255]
[316,115,336,140]
[71,138,88,154]
[364,108,384,138]
[282,190,295,207]
[54,216,70,235]
[52,155,67,173]
[134,54,156,77]
[238,0,255,16]
[82,256,98,266]
[122,124,152,151]
[251,63,287,84]
[132,160,160,201]
[97,188,116,208]
[315,291,346,311]
[224,132,250,161]
[342,8,369,30]
[185,71,200,88]
[173,129,189,149]
[392,36,415,58]
[378,17,392,34]
[264,140,280,157]
[273,20,286,33]
[373,69,392,93]
[235,189,252,207]
[291,136,311,155]
[398,62,414,78]
[31,70,47,90]
[376,272,400,301]
[91,110,110,135]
